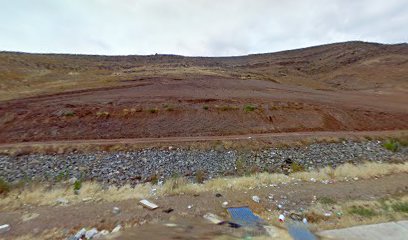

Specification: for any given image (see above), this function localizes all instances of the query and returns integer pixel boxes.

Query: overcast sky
[0,0,407,56]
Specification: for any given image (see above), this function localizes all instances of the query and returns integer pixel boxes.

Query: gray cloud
[0,0,407,56]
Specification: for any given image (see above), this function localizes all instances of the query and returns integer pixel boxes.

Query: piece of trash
[278,214,285,222]
[287,221,317,240]
[0,224,10,234]
[139,199,158,210]
[112,207,120,214]
[225,222,241,228]
[310,178,316,182]
[111,225,121,233]
[164,223,178,228]
[203,213,224,224]
[252,195,261,203]
[82,197,93,202]
[302,218,308,224]
[222,201,229,208]
[85,228,98,239]
[289,212,303,221]
[74,228,86,239]
[215,193,222,197]
[324,212,332,217]
[277,204,283,209]
[268,194,274,200]
[187,205,193,209]
[336,211,343,217]
[227,207,263,226]
[162,208,174,213]
[56,197,69,205]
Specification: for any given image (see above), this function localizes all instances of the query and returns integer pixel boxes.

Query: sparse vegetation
[0,178,11,195]
[391,202,408,213]
[63,111,75,117]
[348,206,377,217]
[96,111,110,118]
[383,139,400,152]
[319,196,337,205]
[203,105,209,110]
[290,162,304,173]
[243,104,256,112]
[195,170,206,183]
[148,108,158,113]
[73,180,82,192]
[163,104,174,111]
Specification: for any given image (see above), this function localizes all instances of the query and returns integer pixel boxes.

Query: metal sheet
[227,207,262,226]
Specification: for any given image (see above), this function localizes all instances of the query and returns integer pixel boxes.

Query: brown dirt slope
[0,41,407,143]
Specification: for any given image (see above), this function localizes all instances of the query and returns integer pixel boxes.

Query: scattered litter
[336,211,343,217]
[215,193,222,197]
[111,225,121,233]
[252,195,260,203]
[227,207,263,226]
[162,208,174,213]
[289,212,303,221]
[0,224,10,234]
[203,213,224,224]
[222,201,229,208]
[302,218,308,224]
[353,177,359,181]
[324,212,332,217]
[85,228,98,239]
[164,223,178,228]
[112,207,121,214]
[93,230,109,239]
[56,197,69,205]
[278,214,285,222]
[310,178,317,183]
[139,199,158,210]
[277,204,283,209]
[187,205,193,209]
[82,197,93,202]
[268,194,274,200]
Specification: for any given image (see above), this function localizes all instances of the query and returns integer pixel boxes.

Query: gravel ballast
[1,140,407,185]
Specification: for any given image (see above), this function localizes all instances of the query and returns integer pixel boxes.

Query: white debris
[74,228,86,239]
[203,213,224,224]
[112,207,120,214]
[93,230,109,239]
[139,199,158,210]
[324,212,332,217]
[82,197,93,202]
[252,195,261,203]
[187,205,193,209]
[68,177,78,184]
[0,224,10,234]
[222,201,229,208]
[302,218,308,224]
[85,228,98,239]
[56,197,69,205]
[310,178,316,182]
[278,214,285,222]
[111,225,121,233]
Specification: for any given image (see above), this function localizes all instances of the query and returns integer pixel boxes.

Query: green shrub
[195,170,206,183]
[64,111,75,117]
[319,197,337,205]
[203,105,209,110]
[383,139,400,152]
[348,206,377,217]
[149,108,158,113]
[243,104,256,112]
[73,180,82,191]
[291,162,304,173]
[392,202,408,213]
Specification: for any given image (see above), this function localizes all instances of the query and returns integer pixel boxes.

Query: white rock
[0,224,10,234]
[111,225,121,233]
[85,228,98,239]
[68,177,78,184]
[252,195,260,203]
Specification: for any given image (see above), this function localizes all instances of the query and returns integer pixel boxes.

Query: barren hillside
[0,41,407,143]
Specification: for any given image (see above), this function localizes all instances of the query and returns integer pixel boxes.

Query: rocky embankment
[1,141,407,185]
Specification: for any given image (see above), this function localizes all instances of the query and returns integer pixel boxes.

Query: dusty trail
[0,130,407,150]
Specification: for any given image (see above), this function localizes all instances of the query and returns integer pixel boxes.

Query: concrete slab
[319,221,408,240]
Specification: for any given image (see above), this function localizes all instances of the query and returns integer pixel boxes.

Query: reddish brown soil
[0,42,407,143]
[1,173,407,239]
